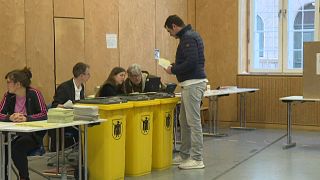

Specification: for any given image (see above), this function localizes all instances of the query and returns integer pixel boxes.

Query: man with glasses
[49,62,90,151]
[52,62,90,108]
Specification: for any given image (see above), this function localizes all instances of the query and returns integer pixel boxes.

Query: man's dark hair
[73,62,90,78]
[164,15,185,29]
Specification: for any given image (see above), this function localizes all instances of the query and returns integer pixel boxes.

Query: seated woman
[96,67,126,97]
[0,67,47,180]
[123,64,165,94]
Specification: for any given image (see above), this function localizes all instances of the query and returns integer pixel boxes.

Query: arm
[27,88,48,121]
[99,84,117,97]
[52,83,69,108]
[0,93,10,121]
[171,38,199,75]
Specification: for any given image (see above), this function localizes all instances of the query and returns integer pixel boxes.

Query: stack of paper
[73,105,99,121]
[47,108,74,123]
[158,58,171,69]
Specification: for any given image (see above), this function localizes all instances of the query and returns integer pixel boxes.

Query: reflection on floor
[28,128,320,180]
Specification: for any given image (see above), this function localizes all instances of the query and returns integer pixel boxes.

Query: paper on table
[15,121,59,128]
[63,100,74,109]
[158,58,171,69]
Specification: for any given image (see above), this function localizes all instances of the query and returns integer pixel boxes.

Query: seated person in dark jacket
[52,62,90,108]
[123,64,165,94]
[96,67,126,97]
[50,62,90,151]
[0,67,47,180]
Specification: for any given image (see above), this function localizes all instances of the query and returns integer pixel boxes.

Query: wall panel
[0,0,26,95]
[119,0,156,74]
[54,18,85,85]
[54,0,84,18]
[196,0,238,122]
[84,0,119,95]
[25,0,54,103]
[237,75,320,128]
[155,0,187,84]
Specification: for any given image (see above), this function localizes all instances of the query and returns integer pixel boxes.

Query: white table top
[204,88,259,97]
[280,96,320,102]
[175,88,259,98]
[0,119,106,132]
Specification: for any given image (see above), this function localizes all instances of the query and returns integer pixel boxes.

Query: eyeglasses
[83,72,91,76]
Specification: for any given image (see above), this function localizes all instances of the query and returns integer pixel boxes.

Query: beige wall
[0,0,190,100]
[1,0,317,128]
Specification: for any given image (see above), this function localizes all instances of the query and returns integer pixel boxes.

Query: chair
[47,127,79,167]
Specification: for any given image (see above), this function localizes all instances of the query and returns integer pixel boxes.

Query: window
[240,0,319,73]
[257,15,265,57]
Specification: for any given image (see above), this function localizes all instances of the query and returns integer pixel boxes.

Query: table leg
[55,128,60,176]
[7,132,13,180]
[204,96,228,137]
[1,133,5,180]
[173,104,181,152]
[78,125,82,180]
[283,102,296,149]
[84,125,88,180]
[231,93,255,130]
[61,128,67,179]
[0,133,3,180]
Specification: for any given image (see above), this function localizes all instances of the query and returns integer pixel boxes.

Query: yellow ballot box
[125,99,160,176]
[87,102,133,180]
[152,97,179,170]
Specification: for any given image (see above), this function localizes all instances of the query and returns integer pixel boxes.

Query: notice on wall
[106,34,117,48]
[317,53,320,75]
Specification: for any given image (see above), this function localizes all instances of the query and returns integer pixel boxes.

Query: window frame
[239,0,320,74]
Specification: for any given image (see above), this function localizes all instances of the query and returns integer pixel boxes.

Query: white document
[158,58,171,69]
[63,100,74,109]
[317,53,320,75]
[106,33,117,48]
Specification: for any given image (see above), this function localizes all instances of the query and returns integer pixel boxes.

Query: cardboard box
[303,41,320,99]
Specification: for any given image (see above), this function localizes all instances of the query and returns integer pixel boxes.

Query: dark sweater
[171,24,207,82]
[52,79,84,108]
[0,87,47,121]
[97,83,124,97]
[0,87,48,142]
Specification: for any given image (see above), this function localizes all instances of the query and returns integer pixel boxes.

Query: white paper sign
[106,34,117,48]
[154,49,160,60]
[317,53,320,75]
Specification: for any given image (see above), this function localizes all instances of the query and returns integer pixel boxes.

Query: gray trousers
[179,82,206,161]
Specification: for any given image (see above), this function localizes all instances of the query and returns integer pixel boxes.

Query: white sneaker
[178,159,205,169]
[172,155,187,165]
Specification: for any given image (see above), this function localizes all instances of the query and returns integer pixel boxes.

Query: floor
[27,127,320,180]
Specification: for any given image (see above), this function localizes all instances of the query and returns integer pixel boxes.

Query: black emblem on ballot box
[165,112,171,130]
[112,120,123,140]
[141,115,150,135]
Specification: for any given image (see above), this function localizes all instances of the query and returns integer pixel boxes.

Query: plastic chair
[47,127,79,167]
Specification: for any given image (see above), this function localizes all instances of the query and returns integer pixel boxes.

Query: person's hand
[9,113,27,122]
[164,65,172,74]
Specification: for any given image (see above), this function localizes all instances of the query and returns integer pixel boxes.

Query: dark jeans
[5,134,38,180]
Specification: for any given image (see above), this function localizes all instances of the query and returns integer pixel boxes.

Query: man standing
[164,15,207,169]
